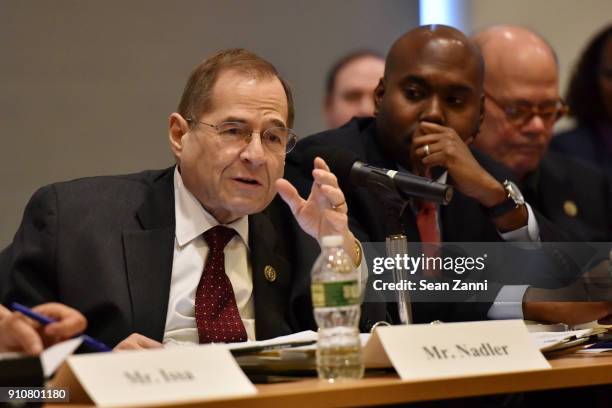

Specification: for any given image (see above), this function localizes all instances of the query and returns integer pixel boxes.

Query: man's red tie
[416,200,441,277]
[195,225,247,343]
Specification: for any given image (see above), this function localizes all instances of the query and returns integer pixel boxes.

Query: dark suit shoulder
[292,118,375,159]
[34,167,171,207]
[550,126,594,152]
[549,125,605,168]
[543,151,606,179]
[51,168,171,194]
[299,117,370,143]
[20,167,174,237]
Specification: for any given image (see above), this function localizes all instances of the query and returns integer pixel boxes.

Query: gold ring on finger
[332,200,346,210]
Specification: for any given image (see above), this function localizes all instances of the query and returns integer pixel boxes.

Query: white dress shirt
[163,168,255,345]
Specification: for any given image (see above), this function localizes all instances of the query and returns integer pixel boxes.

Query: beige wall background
[0,0,418,246]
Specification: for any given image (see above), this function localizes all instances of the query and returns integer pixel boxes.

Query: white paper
[224,330,317,351]
[525,322,569,332]
[63,345,256,407]
[40,337,83,377]
[529,328,604,352]
[164,330,318,350]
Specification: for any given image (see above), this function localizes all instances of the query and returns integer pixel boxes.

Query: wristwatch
[486,180,525,218]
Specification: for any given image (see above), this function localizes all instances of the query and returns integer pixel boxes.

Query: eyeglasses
[187,119,298,154]
[484,91,568,127]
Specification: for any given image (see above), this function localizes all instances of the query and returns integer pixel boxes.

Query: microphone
[302,145,453,205]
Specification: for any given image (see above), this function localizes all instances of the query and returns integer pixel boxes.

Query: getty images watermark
[359,242,612,303]
[370,253,489,292]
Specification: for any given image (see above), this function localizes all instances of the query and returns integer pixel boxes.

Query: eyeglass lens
[505,101,565,125]
[215,122,295,152]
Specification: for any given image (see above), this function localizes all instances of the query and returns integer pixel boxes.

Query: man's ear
[168,113,189,162]
[324,94,333,110]
[373,78,385,116]
[469,93,486,144]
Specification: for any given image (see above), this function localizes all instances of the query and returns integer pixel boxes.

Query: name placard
[369,320,550,381]
[53,345,256,407]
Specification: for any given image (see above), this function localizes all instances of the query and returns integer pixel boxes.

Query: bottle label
[311,280,360,307]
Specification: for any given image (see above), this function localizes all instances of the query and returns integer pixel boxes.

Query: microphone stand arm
[366,173,413,325]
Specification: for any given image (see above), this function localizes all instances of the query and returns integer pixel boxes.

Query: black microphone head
[301,145,361,192]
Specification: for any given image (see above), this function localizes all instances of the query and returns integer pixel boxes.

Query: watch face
[505,181,525,205]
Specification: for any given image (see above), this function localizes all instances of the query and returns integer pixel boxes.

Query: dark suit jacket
[286,118,571,323]
[2,167,322,347]
[550,125,612,177]
[521,152,612,242]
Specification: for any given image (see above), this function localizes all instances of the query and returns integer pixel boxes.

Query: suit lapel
[123,168,175,342]
[249,210,293,340]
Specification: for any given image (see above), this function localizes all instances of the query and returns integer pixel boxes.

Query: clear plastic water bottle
[311,235,364,382]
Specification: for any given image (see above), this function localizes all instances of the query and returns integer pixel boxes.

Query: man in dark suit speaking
[3,49,368,349]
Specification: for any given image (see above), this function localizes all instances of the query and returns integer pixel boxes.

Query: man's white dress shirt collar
[174,167,249,249]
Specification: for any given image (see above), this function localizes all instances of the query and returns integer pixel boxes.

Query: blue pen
[11,302,112,352]
[586,341,612,349]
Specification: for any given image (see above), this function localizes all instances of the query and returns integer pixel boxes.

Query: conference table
[49,350,612,407]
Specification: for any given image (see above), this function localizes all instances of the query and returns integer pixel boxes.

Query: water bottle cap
[321,235,343,247]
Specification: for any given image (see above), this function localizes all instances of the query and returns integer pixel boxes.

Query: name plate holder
[364,320,550,381]
[52,345,256,407]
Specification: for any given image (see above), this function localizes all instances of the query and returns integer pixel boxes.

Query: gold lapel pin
[264,265,277,282]
[563,200,578,217]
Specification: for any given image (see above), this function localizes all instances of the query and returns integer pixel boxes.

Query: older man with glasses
[3,49,380,350]
[472,25,612,242]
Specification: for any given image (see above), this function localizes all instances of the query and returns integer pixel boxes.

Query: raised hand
[276,157,359,264]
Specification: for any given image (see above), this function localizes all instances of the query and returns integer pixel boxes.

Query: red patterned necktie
[416,199,441,277]
[195,225,247,343]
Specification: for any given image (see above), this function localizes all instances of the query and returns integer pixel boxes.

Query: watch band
[485,180,524,218]
[485,196,518,218]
